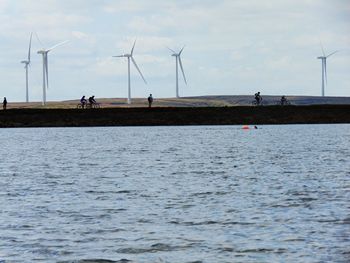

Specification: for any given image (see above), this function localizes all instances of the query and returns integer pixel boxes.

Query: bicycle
[86,103,100,109]
[77,103,85,109]
[251,99,263,106]
[276,100,291,106]
[77,102,100,109]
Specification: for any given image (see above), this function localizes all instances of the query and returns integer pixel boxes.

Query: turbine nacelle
[113,54,131,58]
[21,60,30,69]
[167,46,184,57]
[37,50,49,54]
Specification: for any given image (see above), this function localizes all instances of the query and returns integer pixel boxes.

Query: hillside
[4,95,350,109]
[1,105,350,127]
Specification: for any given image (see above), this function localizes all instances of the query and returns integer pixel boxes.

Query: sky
[0,0,349,102]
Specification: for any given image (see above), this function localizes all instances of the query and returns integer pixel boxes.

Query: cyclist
[80,96,87,108]
[280,95,287,105]
[88,96,97,106]
[254,92,262,105]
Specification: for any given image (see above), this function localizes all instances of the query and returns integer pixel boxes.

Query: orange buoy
[242,125,250,130]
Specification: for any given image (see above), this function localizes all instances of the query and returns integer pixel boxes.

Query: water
[0,125,349,263]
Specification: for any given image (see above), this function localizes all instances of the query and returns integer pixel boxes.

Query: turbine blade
[319,40,325,57]
[131,57,147,84]
[45,55,49,89]
[179,45,186,55]
[326,50,338,58]
[166,46,176,54]
[35,32,44,48]
[47,40,69,52]
[28,32,33,62]
[178,56,187,84]
[113,55,125,57]
[131,40,136,56]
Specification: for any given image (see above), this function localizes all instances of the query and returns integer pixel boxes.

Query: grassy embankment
[0,104,349,127]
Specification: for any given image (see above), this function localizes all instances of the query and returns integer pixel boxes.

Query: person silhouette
[254,92,262,105]
[281,95,287,105]
[3,97,7,110]
[80,96,87,109]
[148,94,153,108]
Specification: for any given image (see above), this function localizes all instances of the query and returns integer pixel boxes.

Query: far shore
[4,95,350,109]
[0,104,349,127]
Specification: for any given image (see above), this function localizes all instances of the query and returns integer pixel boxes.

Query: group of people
[1,94,153,110]
[79,94,154,108]
[0,93,291,110]
[80,95,97,108]
[254,92,289,106]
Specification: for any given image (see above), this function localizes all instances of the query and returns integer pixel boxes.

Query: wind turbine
[317,44,338,97]
[113,40,147,104]
[21,33,32,103]
[37,37,69,106]
[168,46,187,98]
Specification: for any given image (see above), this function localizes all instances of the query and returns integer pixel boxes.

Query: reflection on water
[0,125,349,262]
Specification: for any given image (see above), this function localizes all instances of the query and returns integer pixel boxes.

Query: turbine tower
[168,46,187,98]
[317,45,338,97]
[37,38,69,106]
[21,33,32,103]
[113,40,147,104]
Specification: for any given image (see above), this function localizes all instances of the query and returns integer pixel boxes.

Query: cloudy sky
[0,0,349,102]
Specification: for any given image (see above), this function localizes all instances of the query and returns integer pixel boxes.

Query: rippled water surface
[0,125,349,263]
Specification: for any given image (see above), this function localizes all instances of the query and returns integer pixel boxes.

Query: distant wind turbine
[168,46,187,98]
[21,33,32,103]
[317,44,338,97]
[37,36,69,106]
[113,40,147,104]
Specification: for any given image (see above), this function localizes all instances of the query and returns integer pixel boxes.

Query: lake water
[0,125,349,263]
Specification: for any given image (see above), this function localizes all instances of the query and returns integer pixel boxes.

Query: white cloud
[0,0,8,11]
[0,0,349,101]
[94,57,122,76]
[115,36,174,53]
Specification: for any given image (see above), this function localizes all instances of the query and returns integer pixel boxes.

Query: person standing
[3,97,7,110]
[148,94,153,108]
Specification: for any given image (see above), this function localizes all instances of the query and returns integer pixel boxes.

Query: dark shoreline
[0,105,349,128]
